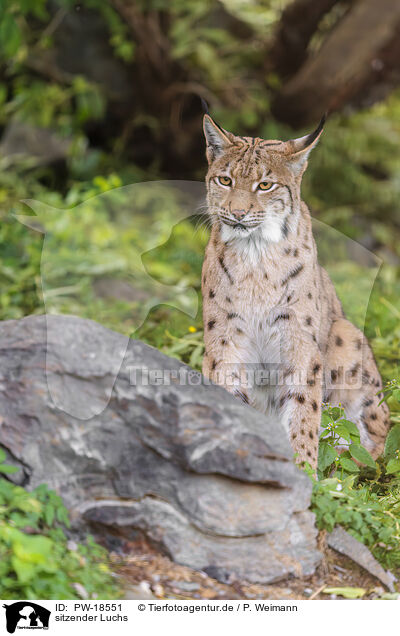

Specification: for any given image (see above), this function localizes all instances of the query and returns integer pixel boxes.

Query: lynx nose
[232,208,247,220]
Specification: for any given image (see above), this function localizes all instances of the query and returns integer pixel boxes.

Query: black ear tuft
[203,114,233,160]
[305,113,327,147]
[201,97,210,115]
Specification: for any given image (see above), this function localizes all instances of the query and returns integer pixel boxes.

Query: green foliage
[0,454,119,600]
[311,380,400,569]
[382,378,400,408]
[317,405,377,480]
[311,474,400,569]
[302,97,400,232]
[163,328,204,369]
[383,382,400,474]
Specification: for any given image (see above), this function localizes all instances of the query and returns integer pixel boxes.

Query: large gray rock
[0,315,321,584]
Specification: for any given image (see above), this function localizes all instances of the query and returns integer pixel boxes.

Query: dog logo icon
[3,602,50,633]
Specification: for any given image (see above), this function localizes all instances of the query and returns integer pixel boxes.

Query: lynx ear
[285,114,326,175]
[203,114,233,162]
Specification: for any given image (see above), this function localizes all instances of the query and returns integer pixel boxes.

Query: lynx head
[203,114,324,244]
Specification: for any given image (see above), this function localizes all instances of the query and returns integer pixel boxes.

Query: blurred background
[0,0,399,382]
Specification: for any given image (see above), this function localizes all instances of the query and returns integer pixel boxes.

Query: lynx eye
[258,181,277,191]
[217,176,232,187]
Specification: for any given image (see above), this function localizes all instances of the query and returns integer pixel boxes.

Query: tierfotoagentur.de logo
[2,602,50,633]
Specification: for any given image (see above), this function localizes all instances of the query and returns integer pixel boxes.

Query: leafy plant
[317,405,376,480]
[0,452,120,600]
[310,379,400,570]
[311,474,400,569]
[382,380,400,475]
[162,328,204,369]
[381,378,400,407]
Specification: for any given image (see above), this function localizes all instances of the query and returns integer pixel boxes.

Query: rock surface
[327,526,396,592]
[0,314,321,584]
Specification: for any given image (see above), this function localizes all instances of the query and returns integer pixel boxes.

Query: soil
[111,533,399,601]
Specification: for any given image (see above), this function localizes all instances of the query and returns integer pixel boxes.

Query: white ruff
[217,193,298,265]
[220,217,288,265]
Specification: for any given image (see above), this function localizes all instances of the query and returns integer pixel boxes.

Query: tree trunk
[272,0,400,127]
[270,0,341,78]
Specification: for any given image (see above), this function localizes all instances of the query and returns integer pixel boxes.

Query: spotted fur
[201,115,390,469]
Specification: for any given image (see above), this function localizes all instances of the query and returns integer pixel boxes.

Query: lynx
[201,114,390,468]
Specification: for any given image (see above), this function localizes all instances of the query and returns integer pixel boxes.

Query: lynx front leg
[202,321,253,404]
[279,353,322,469]
[265,306,322,469]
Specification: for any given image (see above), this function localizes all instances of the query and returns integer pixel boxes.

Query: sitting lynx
[201,114,390,468]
